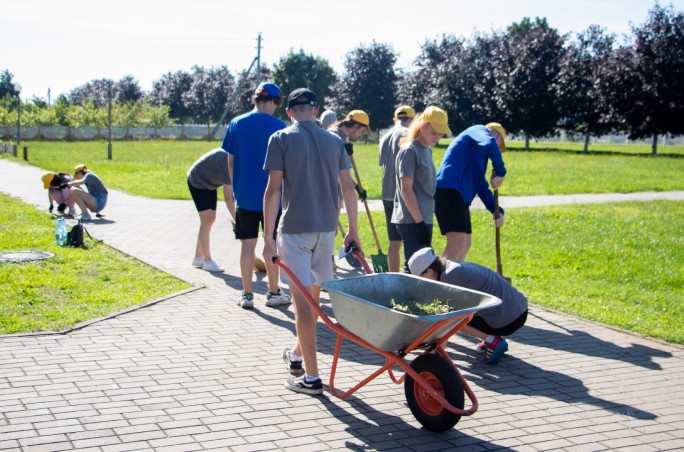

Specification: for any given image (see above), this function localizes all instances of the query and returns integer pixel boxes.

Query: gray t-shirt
[391,140,435,224]
[379,125,408,201]
[264,121,350,234]
[81,172,108,196]
[187,148,231,190]
[440,261,528,328]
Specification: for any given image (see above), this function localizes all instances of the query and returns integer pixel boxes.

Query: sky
[2,0,682,101]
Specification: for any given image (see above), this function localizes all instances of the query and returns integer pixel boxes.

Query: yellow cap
[74,164,87,174]
[42,172,56,189]
[486,122,507,152]
[394,105,416,119]
[345,110,371,135]
[422,106,452,135]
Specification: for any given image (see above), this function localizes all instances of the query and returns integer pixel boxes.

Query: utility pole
[209,33,262,141]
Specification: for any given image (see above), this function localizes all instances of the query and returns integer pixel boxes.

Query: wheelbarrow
[274,254,501,432]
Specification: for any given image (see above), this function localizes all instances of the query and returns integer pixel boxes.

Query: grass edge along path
[0,192,192,335]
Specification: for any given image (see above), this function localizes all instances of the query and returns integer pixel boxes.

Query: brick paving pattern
[1,159,683,451]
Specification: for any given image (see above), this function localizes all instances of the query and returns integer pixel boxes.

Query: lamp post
[14,83,22,145]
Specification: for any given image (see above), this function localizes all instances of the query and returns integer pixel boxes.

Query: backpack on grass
[66,220,102,248]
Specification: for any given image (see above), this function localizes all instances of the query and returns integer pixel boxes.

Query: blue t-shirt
[436,125,507,213]
[221,111,285,211]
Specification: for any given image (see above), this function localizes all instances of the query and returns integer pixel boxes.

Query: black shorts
[434,188,471,234]
[235,207,281,240]
[468,310,528,336]
[383,200,402,241]
[188,180,217,212]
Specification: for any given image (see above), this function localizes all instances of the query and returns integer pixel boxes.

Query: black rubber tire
[404,353,465,431]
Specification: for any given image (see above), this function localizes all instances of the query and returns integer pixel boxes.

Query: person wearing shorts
[187,148,236,273]
[435,123,508,261]
[67,164,109,222]
[262,88,361,395]
[391,106,451,272]
[408,247,528,365]
[222,82,288,309]
[379,105,415,272]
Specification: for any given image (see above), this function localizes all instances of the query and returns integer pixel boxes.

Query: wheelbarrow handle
[351,249,373,275]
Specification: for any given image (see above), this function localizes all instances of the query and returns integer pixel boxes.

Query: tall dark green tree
[612,3,684,154]
[495,17,564,147]
[556,25,619,152]
[331,41,398,131]
[182,66,236,137]
[69,76,143,107]
[0,70,20,101]
[150,69,193,125]
[272,49,337,113]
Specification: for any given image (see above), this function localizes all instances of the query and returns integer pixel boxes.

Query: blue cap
[255,82,284,98]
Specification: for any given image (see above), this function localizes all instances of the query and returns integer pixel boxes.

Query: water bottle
[55,218,68,246]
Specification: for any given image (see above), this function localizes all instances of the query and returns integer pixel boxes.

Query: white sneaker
[202,259,224,272]
[265,290,291,307]
[192,256,204,268]
[80,214,92,221]
[238,292,254,309]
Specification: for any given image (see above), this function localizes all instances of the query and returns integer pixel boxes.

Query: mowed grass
[5,140,684,199]
[0,193,191,334]
[340,200,684,344]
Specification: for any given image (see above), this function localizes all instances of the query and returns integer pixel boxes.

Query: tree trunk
[652,133,658,155]
[583,132,590,154]
[525,134,530,151]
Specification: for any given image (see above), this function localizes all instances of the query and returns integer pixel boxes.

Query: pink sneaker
[483,336,509,365]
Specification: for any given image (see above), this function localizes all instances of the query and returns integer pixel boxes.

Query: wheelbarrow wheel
[404,353,464,432]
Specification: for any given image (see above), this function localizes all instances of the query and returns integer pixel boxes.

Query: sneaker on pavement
[266,290,291,307]
[475,341,487,354]
[483,336,509,365]
[284,375,323,395]
[192,256,204,268]
[238,292,254,309]
[282,347,304,375]
[80,214,92,221]
[202,259,224,272]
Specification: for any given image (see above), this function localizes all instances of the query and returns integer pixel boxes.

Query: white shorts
[277,231,335,287]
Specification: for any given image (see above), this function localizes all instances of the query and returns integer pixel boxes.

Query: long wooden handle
[349,153,382,252]
[495,189,503,276]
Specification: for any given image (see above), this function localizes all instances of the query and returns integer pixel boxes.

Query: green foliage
[272,49,337,112]
[0,193,190,334]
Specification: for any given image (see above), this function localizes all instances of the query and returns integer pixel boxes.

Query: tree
[612,3,684,154]
[494,17,564,147]
[141,102,172,138]
[69,79,114,107]
[53,95,81,140]
[272,49,337,113]
[182,66,236,138]
[150,69,194,125]
[556,25,620,152]
[331,42,398,131]
[0,69,20,100]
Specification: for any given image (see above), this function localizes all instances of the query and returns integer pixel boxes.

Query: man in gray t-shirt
[262,88,361,396]
[408,247,528,365]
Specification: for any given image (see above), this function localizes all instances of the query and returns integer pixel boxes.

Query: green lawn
[2,141,683,343]
[0,193,191,334]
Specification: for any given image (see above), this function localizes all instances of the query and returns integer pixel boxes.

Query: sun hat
[74,164,87,174]
[394,105,416,119]
[254,82,284,98]
[42,172,56,189]
[421,106,452,135]
[408,247,439,276]
[486,122,507,152]
[345,110,371,135]
[287,88,318,108]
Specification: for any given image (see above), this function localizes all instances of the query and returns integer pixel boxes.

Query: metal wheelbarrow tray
[276,257,500,432]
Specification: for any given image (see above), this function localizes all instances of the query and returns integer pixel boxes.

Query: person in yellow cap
[434,123,508,261]
[391,106,451,272]
[42,171,77,216]
[379,105,415,272]
[66,164,109,221]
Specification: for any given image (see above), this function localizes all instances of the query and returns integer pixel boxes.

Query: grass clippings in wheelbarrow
[389,299,454,316]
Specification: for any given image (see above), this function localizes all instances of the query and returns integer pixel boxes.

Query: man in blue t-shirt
[222,82,288,309]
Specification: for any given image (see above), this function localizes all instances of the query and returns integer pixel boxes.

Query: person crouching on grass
[67,164,108,221]
[408,247,528,364]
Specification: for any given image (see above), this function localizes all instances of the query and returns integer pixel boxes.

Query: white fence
[1,124,228,141]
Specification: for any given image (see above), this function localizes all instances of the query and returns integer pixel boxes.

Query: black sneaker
[282,347,304,375]
[285,375,323,395]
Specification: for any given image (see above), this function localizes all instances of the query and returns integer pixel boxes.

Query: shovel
[348,152,388,273]
[494,188,512,284]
